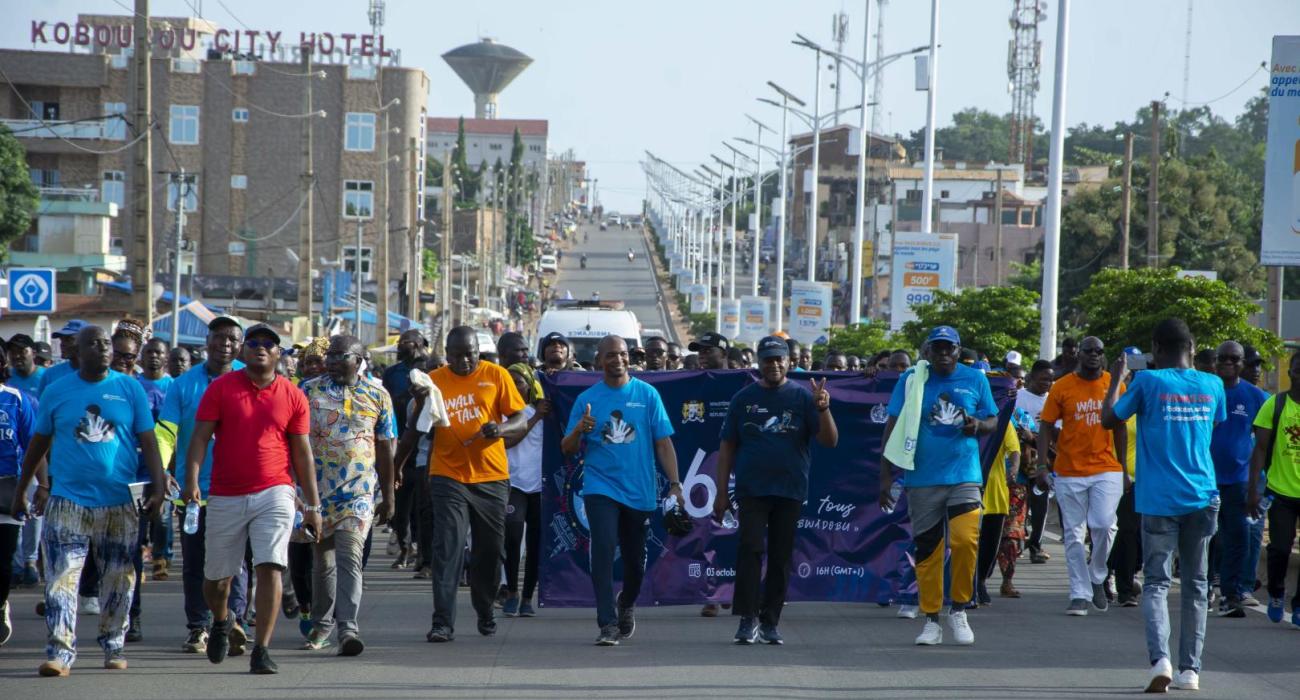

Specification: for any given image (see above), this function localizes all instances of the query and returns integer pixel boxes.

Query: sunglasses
[244,339,278,350]
[325,351,359,361]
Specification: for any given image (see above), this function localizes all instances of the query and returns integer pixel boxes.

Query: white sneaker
[914,619,943,645]
[897,604,919,619]
[1146,657,1173,693]
[80,596,101,616]
[947,609,975,645]
[0,601,12,646]
[1171,669,1199,691]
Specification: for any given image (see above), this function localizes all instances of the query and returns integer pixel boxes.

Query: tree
[897,286,1041,361]
[817,322,897,360]
[0,124,38,260]
[450,117,480,205]
[1074,268,1281,357]
[421,248,440,285]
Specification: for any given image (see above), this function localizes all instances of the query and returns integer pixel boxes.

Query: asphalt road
[2,535,1297,699]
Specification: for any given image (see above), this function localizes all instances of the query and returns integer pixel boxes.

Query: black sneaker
[339,634,365,656]
[595,624,620,646]
[1091,583,1109,612]
[426,624,454,643]
[734,617,759,645]
[1218,597,1247,618]
[249,645,278,674]
[759,623,784,645]
[207,618,232,664]
[616,595,636,640]
[477,616,497,637]
[125,617,143,643]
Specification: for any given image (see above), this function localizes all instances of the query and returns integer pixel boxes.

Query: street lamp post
[921,0,940,234]
[744,115,773,297]
[852,0,872,326]
[766,81,805,331]
[1040,0,1071,360]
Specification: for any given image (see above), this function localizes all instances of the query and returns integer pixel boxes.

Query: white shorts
[204,484,295,580]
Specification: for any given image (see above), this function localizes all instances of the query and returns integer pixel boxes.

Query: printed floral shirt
[302,374,396,533]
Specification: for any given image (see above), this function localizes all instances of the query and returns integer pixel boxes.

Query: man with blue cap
[879,325,998,647]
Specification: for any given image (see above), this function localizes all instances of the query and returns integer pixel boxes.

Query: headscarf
[301,336,329,360]
[508,362,544,403]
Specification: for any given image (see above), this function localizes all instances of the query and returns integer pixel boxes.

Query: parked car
[538,254,558,274]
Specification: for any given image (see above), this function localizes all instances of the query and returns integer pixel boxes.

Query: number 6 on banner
[681,448,715,519]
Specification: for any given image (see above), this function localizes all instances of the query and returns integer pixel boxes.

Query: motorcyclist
[580,253,588,269]
[627,248,634,262]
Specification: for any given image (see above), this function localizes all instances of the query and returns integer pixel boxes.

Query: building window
[529,144,542,153]
[102,171,125,207]
[103,102,127,140]
[30,101,60,121]
[169,105,199,145]
[940,189,950,199]
[30,168,60,187]
[232,108,250,123]
[231,174,247,189]
[488,143,502,151]
[110,50,130,70]
[171,57,201,74]
[232,60,257,76]
[344,113,376,152]
[167,174,199,212]
[342,245,373,279]
[343,180,374,219]
[904,189,922,203]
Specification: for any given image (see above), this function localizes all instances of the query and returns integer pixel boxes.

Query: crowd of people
[1,313,1298,693]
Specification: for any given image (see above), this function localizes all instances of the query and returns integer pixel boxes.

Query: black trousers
[732,496,801,627]
[288,541,313,609]
[0,523,18,608]
[976,514,1007,586]
[392,461,424,547]
[504,488,541,600]
[1265,490,1300,607]
[1026,488,1048,553]
[1108,486,1142,598]
[429,477,508,631]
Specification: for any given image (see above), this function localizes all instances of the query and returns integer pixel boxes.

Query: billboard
[718,298,741,340]
[737,295,770,344]
[688,284,709,314]
[1261,36,1300,265]
[788,280,832,345]
[890,232,958,331]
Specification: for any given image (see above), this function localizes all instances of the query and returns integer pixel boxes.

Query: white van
[536,301,641,366]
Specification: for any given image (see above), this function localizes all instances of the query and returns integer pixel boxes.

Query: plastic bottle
[294,510,304,529]
[166,481,181,502]
[1032,472,1056,498]
[721,511,739,529]
[882,481,904,514]
[1246,494,1274,525]
[183,501,200,535]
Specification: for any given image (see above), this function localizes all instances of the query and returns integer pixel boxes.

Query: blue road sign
[7,268,57,313]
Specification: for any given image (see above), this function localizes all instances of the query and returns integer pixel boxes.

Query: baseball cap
[208,315,243,332]
[243,323,282,345]
[33,341,53,361]
[756,335,790,359]
[926,325,961,346]
[539,331,570,350]
[52,319,88,338]
[1004,350,1023,367]
[1242,345,1264,366]
[5,333,36,350]
[688,331,730,352]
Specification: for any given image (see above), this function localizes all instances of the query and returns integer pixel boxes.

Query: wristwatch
[668,481,681,488]
[302,504,322,514]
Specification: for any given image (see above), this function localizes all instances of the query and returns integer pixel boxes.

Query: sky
[7,0,1298,212]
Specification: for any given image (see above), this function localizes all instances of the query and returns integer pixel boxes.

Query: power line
[1167,62,1266,107]
[0,65,153,155]
[209,78,325,119]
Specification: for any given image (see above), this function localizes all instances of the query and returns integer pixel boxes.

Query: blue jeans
[584,494,650,629]
[1141,499,1219,673]
[1216,483,1251,599]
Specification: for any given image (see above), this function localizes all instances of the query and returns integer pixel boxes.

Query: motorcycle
[627,251,634,263]
[580,255,587,269]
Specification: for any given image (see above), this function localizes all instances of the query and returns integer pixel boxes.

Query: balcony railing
[2,118,116,140]
[39,186,100,202]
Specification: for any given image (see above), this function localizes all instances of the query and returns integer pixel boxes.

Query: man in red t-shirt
[183,324,320,675]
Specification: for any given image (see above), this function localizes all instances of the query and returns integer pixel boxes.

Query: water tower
[441,38,533,119]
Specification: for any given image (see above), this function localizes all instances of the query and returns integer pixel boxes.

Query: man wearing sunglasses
[643,336,670,371]
[183,323,320,674]
[1038,336,1128,616]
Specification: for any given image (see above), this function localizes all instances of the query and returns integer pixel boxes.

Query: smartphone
[1125,353,1148,371]
[303,523,319,540]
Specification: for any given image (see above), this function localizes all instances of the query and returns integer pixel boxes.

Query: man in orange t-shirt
[1037,336,1128,616]
[418,327,527,642]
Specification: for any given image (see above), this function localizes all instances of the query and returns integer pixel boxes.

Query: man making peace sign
[712,336,838,645]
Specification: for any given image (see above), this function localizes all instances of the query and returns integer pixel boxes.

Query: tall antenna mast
[368,0,385,36]
[1007,0,1046,165]
[869,0,886,139]
[1181,0,1193,105]
[831,11,850,116]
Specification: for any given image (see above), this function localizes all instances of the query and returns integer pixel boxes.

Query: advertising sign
[737,295,770,344]
[788,280,832,346]
[6,268,57,313]
[718,298,741,340]
[889,233,958,331]
[1261,36,1300,265]
[688,284,709,314]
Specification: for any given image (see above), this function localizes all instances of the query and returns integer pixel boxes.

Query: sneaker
[1292,609,1300,630]
[228,621,248,656]
[759,623,784,645]
[914,619,943,645]
[1217,597,1246,618]
[126,617,143,643]
[1067,598,1090,616]
[386,532,400,556]
[249,645,278,675]
[1267,596,1284,623]
[391,547,408,569]
[426,624,454,643]
[38,659,70,677]
[503,596,520,617]
[338,634,365,657]
[103,650,128,670]
[1146,657,1173,693]
[1120,592,1141,608]
[519,600,536,617]
[617,600,636,640]
[595,624,621,646]
[1241,593,1260,607]
[1092,583,1110,612]
[301,629,332,650]
[80,596,100,616]
[21,563,39,586]
[280,592,299,619]
[0,601,12,646]
[734,616,760,645]
[477,616,497,636]
[413,565,432,580]
[35,600,45,617]
[897,604,919,619]
[152,559,169,581]
[1104,575,1117,602]
[1030,549,1050,564]
[976,582,992,607]
[494,585,509,608]
[298,611,312,638]
[700,603,720,617]
[1171,669,1199,691]
[947,610,974,645]
[207,618,232,664]
[181,628,208,653]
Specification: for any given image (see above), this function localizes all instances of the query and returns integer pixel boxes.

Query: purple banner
[538,370,923,608]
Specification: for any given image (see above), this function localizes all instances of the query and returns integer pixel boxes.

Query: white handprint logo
[601,410,636,445]
[929,393,966,429]
[75,406,116,444]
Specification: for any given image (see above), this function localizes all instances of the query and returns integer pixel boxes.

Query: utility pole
[1147,100,1161,268]
[919,0,940,235]
[355,222,364,341]
[169,169,188,346]
[131,0,153,325]
[1038,0,1070,363]
[440,149,453,338]
[377,106,390,343]
[297,50,314,321]
[1119,131,1133,269]
[994,167,1003,285]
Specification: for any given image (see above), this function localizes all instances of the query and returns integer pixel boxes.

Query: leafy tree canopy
[897,286,1041,362]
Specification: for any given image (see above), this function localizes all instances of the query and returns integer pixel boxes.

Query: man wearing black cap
[1241,345,1264,386]
[713,336,838,644]
[33,342,54,368]
[4,334,45,397]
[689,332,729,371]
[539,332,573,375]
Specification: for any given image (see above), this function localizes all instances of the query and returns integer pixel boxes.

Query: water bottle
[183,501,200,535]
[1032,472,1055,498]
[721,510,739,529]
[1246,494,1274,525]
[166,481,181,502]
[882,481,904,514]
[294,510,304,529]
[663,494,679,512]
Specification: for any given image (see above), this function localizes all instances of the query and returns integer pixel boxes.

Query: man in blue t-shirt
[0,381,37,644]
[1208,340,1268,618]
[11,325,164,677]
[1103,318,1226,693]
[713,336,838,645]
[880,325,997,647]
[5,333,46,397]
[562,335,681,647]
